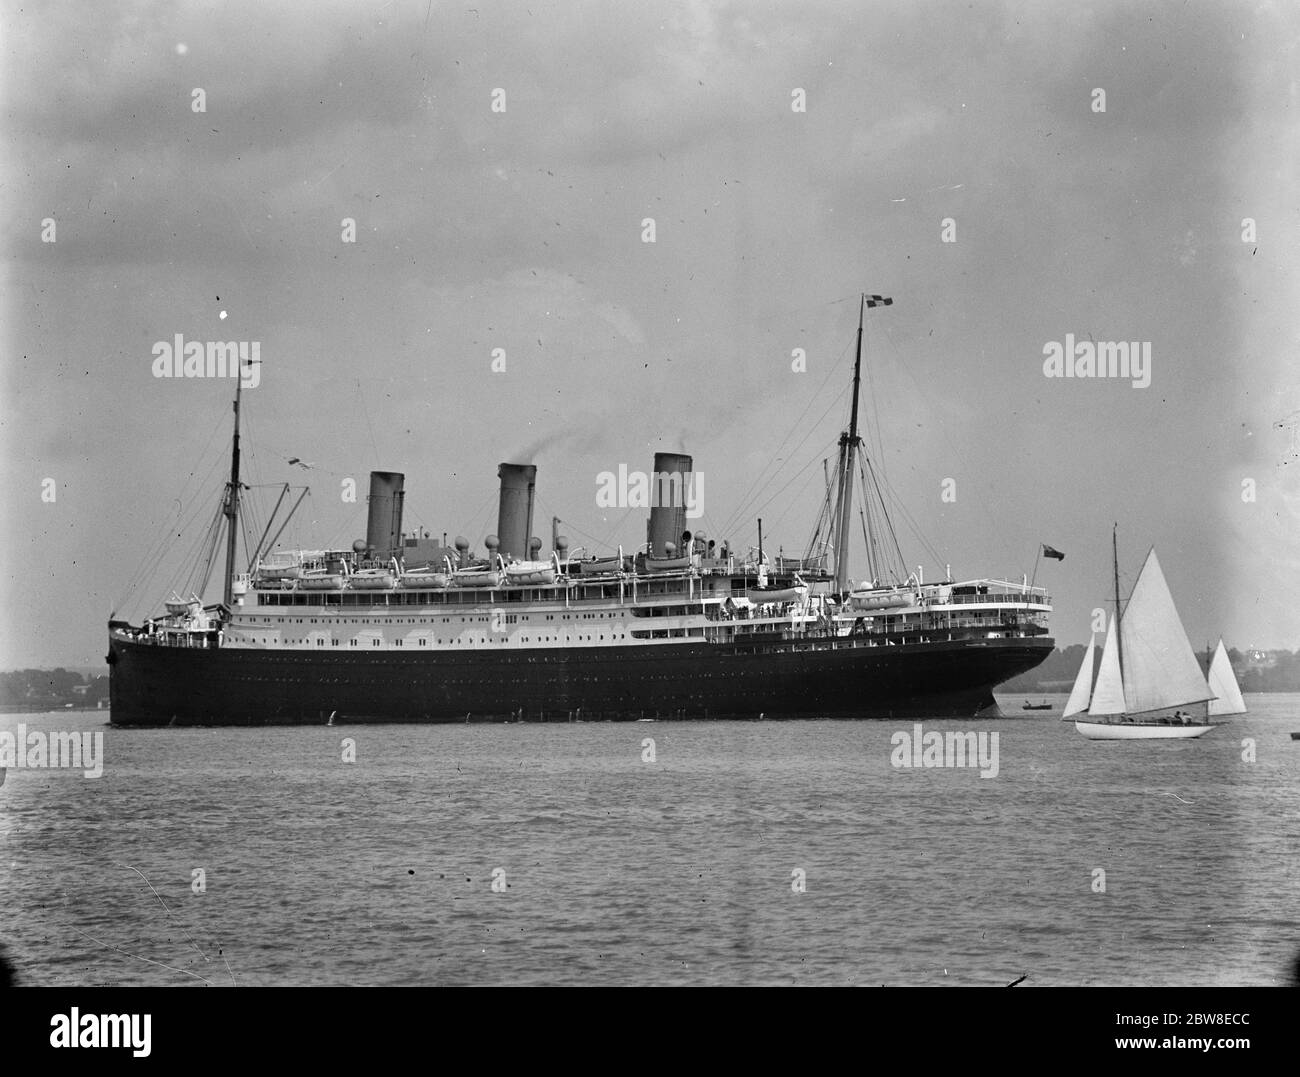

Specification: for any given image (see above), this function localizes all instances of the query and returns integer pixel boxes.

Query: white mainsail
[1089,615,1126,716]
[1207,638,1247,716]
[1063,633,1096,717]
[1117,548,1215,714]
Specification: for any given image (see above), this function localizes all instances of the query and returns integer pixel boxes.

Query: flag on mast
[1041,544,1065,561]
[864,295,893,307]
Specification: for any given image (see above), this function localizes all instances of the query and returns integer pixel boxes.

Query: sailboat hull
[1073,720,1216,740]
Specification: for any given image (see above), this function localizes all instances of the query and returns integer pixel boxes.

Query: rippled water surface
[3,695,1297,986]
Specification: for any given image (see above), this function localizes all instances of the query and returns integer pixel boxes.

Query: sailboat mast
[1112,522,1123,684]
[222,375,243,608]
[834,294,866,591]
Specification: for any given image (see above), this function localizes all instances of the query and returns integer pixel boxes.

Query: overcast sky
[2,0,1297,668]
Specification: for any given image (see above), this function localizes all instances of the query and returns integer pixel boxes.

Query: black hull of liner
[108,635,1054,726]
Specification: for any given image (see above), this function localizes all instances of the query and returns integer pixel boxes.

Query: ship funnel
[496,463,537,561]
[365,471,405,559]
[647,452,693,558]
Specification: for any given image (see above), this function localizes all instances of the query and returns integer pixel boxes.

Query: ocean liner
[108,295,1053,725]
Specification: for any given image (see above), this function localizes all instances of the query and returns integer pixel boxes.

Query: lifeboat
[451,567,503,588]
[576,556,626,575]
[398,569,450,589]
[744,585,809,604]
[848,588,914,611]
[299,571,346,591]
[505,560,557,586]
[645,555,691,573]
[349,569,395,590]
[164,593,202,616]
[256,555,301,581]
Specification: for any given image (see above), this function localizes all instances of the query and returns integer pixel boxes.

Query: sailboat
[1064,527,1221,740]
[1206,639,1247,718]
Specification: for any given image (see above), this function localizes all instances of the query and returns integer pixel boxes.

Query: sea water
[1,695,1296,986]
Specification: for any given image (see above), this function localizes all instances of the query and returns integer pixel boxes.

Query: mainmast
[222,373,243,608]
[833,296,864,591]
[834,293,890,591]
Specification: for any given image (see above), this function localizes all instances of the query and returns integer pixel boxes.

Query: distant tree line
[0,668,109,710]
[1001,646,1300,694]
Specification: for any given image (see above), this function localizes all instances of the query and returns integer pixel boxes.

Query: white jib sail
[1063,633,1096,717]
[1089,615,1126,716]
[1207,638,1247,716]
[1118,548,1215,714]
